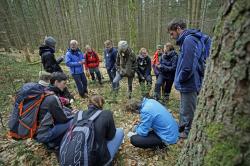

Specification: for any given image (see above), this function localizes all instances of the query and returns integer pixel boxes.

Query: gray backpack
[59,110,102,166]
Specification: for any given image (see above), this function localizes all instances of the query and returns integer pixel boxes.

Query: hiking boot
[179,132,188,139]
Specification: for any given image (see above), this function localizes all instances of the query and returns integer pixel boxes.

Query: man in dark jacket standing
[154,43,178,102]
[112,41,137,99]
[104,40,118,83]
[39,36,63,73]
[167,20,205,138]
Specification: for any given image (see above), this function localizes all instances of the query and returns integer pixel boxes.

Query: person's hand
[157,64,161,68]
[79,60,85,64]
[72,109,79,114]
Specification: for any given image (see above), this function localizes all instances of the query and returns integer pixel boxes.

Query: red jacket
[84,51,100,69]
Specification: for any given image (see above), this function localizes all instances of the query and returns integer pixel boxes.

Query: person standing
[65,40,88,98]
[136,48,152,97]
[103,40,118,83]
[154,43,178,102]
[152,45,163,79]
[112,41,137,99]
[167,20,206,138]
[39,36,63,73]
[84,45,102,85]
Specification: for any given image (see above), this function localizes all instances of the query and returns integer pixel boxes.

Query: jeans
[89,67,102,83]
[72,73,88,97]
[112,72,133,93]
[107,68,116,83]
[154,74,174,100]
[107,128,124,160]
[37,120,72,147]
[179,92,197,135]
[130,131,166,149]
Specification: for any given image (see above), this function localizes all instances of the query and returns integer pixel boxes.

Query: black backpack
[59,110,102,166]
[8,82,51,139]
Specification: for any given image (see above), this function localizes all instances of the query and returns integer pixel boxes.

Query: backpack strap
[88,110,102,121]
[77,110,83,121]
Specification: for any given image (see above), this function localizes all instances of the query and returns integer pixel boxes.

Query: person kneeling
[60,95,124,166]
[125,98,179,149]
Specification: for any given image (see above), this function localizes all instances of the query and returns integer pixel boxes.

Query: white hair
[70,40,78,45]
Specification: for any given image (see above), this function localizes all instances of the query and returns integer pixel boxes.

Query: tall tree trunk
[128,0,137,49]
[177,0,250,165]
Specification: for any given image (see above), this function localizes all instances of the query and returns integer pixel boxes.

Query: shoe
[179,132,188,139]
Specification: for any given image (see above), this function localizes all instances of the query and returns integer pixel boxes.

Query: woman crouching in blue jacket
[125,98,179,149]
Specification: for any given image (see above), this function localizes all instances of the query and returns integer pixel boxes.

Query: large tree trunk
[177,0,250,165]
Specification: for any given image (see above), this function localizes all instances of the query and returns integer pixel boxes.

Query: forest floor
[0,51,184,166]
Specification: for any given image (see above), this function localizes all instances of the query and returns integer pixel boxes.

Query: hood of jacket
[176,29,203,46]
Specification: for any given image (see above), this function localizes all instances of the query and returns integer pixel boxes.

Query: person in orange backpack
[84,45,102,85]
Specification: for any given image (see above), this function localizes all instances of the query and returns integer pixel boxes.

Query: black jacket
[83,105,116,166]
[159,50,178,80]
[38,95,70,125]
[39,45,63,73]
[136,55,151,77]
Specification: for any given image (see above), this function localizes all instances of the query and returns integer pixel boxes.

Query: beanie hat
[44,36,56,48]
[118,41,128,51]
[156,44,163,50]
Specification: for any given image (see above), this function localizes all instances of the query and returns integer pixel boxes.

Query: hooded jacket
[116,48,137,77]
[84,50,100,69]
[136,55,151,77]
[136,98,179,144]
[104,47,118,71]
[65,48,85,75]
[39,45,63,73]
[159,50,178,80]
[174,29,204,93]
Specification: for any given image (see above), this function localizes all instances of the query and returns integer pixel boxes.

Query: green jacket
[116,48,137,77]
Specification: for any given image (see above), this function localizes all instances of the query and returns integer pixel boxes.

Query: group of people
[8,19,211,165]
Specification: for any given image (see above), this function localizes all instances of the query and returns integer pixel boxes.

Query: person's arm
[115,52,120,71]
[136,111,153,136]
[131,53,138,72]
[105,112,116,140]
[56,55,64,64]
[94,52,100,67]
[48,95,69,123]
[178,37,196,83]
[161,54,178,72]
[84,53,88,70]
[145,57,152,76]
[111,50,117,70]
[65,53,81,67]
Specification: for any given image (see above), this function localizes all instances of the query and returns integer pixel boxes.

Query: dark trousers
[72,73,88,97]
[179,92,197,135]
[154,74,174,100]
[130,131,166,149]
[139,75,152,97]
[107,68,116,83]
[89,67,102,83]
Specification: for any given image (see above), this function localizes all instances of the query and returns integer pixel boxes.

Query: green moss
[204,141,240,166]
[206,123,224,141]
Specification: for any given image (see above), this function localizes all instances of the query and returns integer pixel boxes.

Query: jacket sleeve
[111,50,118,70]
[178,38,196,83]
[115,53,120,71]
[94,52,100,67]
[48,96,69,123]
[162,54,178,72]
[105,112,116,140]
[131,53,138,71]
[42,53,56,73]
[136,111,153,136]
[146,57,152,76]
[65,53,81,67]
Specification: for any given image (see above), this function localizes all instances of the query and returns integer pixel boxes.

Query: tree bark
[176,0,250,165]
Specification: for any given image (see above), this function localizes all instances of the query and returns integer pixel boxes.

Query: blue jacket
[175,29,203,93]
[65,48,85,75]
[136,98,179,144]
[103,47,117,70]
[159,50,178,80]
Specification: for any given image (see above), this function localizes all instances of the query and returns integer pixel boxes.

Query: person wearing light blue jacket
[126,98,179,149]
[65,40,88,98]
